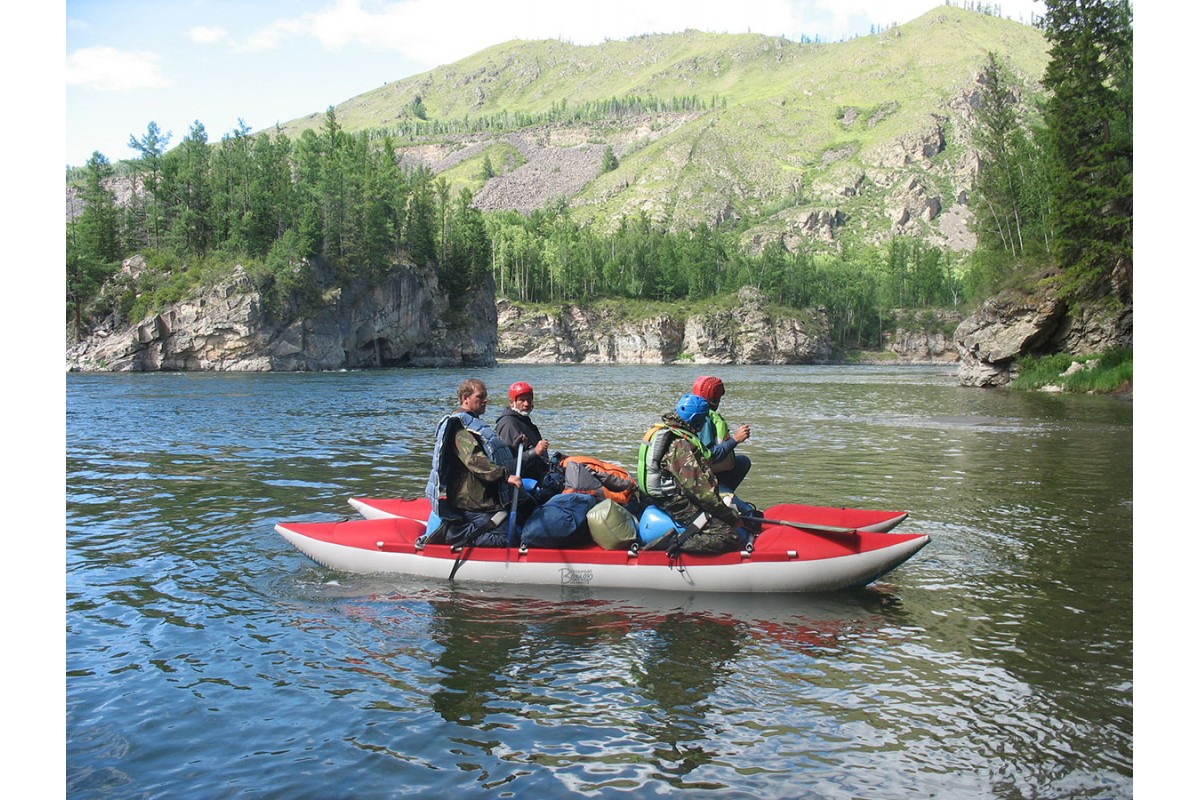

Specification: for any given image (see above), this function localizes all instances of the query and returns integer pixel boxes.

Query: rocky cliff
[70,255,1133,377]
[65,257,497,372]
[65,264,971,371]
[954,260,1133,387]
[495,287,833,365]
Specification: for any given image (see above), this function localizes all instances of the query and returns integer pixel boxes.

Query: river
[65,364,1132,799]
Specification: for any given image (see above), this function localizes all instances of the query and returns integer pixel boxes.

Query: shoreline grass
[1010,347,1132,395]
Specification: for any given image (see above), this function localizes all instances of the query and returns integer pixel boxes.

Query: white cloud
[189,25,228,45]
[239,16,309,52]
[234,0,830,67]
[233,0,1048,67]
[65,46,170,91]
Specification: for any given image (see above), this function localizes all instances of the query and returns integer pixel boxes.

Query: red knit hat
[692,376,725,402]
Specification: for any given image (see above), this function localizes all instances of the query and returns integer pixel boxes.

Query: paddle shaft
[743,515,860,536]
[506,441,525,550]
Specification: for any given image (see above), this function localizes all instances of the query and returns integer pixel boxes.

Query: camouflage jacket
[658,413,741,529]
[446,427,511,513]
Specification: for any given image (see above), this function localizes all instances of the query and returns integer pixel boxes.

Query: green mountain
[270,6,1049,253]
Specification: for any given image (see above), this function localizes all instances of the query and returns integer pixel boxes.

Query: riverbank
[1009,347,1133,399]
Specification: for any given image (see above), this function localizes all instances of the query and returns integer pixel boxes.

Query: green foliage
[1010,346,1131,393]
[1041,0,1132,295]
[343,93,717,142]
[483,202,961,349]
[71,107,508,325]
[960,247,1046,304]
[67,152,125,335]
[247,229,320,316]
[123,251,243,323]
[600,145,619,175]
[969,52,1052,264]
[965,1,1131,311]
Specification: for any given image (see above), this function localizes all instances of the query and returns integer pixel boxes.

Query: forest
[66,0,1131,354]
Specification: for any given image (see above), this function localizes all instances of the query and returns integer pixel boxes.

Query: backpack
[520,492,597,548]
[530,469,566,504]
[560,455,638,504]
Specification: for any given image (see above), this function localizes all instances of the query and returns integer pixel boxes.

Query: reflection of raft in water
[274,497,929,594]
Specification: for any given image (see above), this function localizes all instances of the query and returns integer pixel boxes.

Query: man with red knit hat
[691,375,752,490]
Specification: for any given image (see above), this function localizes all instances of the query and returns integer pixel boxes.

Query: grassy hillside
[267,7,1048,252]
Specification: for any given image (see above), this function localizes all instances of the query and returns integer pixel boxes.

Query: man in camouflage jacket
[644,394,747,554]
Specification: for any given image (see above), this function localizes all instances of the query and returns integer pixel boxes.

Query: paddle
[742,515,860,536]
[505,441,525,560]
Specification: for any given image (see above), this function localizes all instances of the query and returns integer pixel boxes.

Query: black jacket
[494,407,550,480]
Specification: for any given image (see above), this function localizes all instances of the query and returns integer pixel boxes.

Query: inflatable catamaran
[275,496,929,594]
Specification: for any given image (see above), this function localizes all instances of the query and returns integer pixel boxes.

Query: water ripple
[66,367,1132,799]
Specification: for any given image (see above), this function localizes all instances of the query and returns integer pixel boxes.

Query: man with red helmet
[494,380,552,481]
[691,375,752,490]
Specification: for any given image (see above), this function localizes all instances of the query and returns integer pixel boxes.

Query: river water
[65,365,1133,799]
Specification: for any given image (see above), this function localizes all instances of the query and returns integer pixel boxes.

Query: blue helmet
[675,393,710,426]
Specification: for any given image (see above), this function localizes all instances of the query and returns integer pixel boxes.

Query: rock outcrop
[882,309,963,364]
[66,258,497,371]
[954,290,1132,387]
[496,287,832,365]
[955,256,1133,387]
[955,288,1066,386]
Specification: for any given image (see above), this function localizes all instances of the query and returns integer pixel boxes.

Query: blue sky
[64,0,1048,168]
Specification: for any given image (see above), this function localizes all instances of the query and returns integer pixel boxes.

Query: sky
[65,0,1049,168]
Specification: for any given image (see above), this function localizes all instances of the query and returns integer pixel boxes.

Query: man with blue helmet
[636,393,746,555]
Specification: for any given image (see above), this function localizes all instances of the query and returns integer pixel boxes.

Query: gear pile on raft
[276,377,931,594]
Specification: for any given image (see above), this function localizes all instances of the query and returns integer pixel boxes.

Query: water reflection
[307,582,914,790]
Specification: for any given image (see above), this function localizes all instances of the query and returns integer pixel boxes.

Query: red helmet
[508,381,534,401]
[692,376,725,403]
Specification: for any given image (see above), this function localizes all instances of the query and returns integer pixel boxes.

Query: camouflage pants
[660,495,745,554]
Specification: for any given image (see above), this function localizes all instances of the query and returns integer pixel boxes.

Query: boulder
[954,288,1066,386]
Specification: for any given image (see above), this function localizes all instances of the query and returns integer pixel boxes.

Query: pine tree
[67,152,123,336]
[600,145,619,175]
[971,52,1047,260]
[1041,0,1132,294]
[127,121,172,249]
[162,120,214,255]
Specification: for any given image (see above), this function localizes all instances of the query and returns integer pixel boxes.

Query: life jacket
[636,421,710,499]
[696,411,729,451]
[426,411,517,516]
[560,455,637,505]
